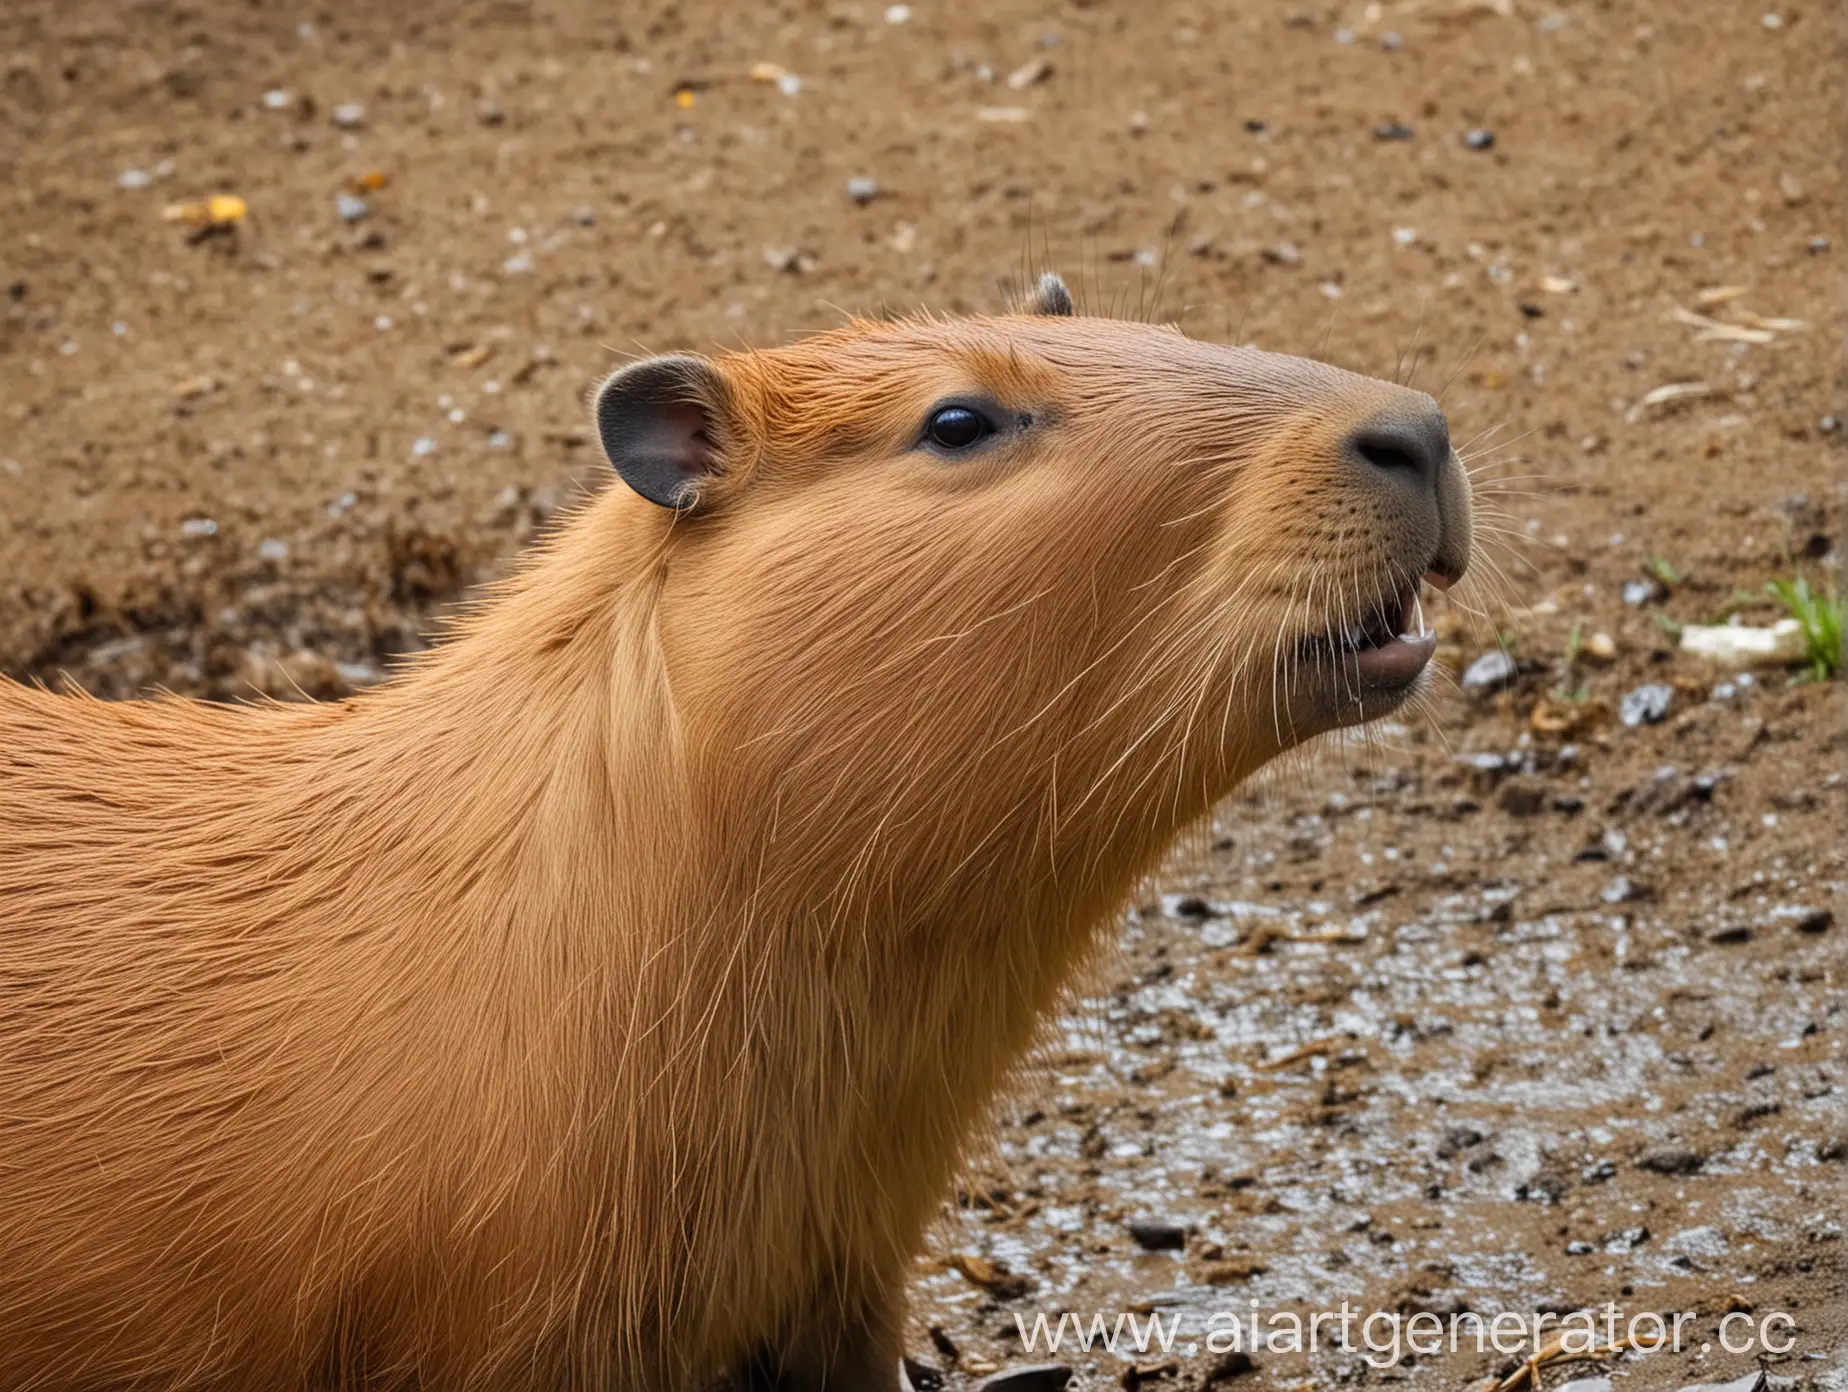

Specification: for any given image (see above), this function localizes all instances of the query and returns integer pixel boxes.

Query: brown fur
[0,306,1470,1390]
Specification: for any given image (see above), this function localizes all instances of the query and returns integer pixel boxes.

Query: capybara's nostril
[1347,405,1452,484]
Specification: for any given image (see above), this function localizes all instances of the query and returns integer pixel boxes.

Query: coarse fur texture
[0,286,1471,1391]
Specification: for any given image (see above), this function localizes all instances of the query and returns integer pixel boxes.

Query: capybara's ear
[1023,271,1073,317]
[593,354,731,511]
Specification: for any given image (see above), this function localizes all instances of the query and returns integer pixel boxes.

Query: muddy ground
[1,0,1842,1388]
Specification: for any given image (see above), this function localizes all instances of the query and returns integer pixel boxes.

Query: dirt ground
[2,0,1842,1388]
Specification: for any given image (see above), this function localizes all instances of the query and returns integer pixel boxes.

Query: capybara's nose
[1345,402,1452,485]
[1343,398,1472,586]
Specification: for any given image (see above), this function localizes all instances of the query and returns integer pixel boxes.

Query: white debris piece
[1679,618,1806,666]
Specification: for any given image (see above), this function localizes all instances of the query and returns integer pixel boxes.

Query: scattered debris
[161,194,247,228]
[949,1254,1035,1299]
[1676,1372,1766,1392]
[749,61,803,97]
[1637,1146,1705,1175]
[1200,1254,1269,1284]
[1491,1333,1642,1392]
[1202,1352,1256,1385]
[1126,1218,1188,1251]
[763,245,819,274]
[1530,695,1604,735]
[973,1367,1072,1392]
[1619,683,1674,727]
[1006,57,1053,90]
[1461,649,1518,690]
[1625,381,1712,423]
[1782,906,1834,934]
[1255,1038,1340,1071]
[1680,619,1807,667]
[1671,303,1803,343]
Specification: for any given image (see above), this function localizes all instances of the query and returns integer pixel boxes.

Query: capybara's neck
[325,492,1145,1373]
[0,489,1153,1384]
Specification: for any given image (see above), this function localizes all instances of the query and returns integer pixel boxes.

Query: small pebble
[1373,120,1414,141]
[262,89,294,110]
[180,517,218,538]
[1637,1146,1704,1175]
[477,100,506,126]
[845,176,880,205]
[1789,907,1834,934]
[331,102,366,129]
[336,193,369,222]
[1679,1373,1768,1392]
[1461,650,1518,690]
[1203,1352,1256,1384]
[1619,683,1673,727]
[1621,578,1656,606]
[411,436,437,458]
[1463,127,1496,150]
[974,1368,1072,1392]
[1606,1223,1650,1252]
[885,3,911,21]
[117,169,152,190]
[1496,778,1546,816]
[1126,1218,1188,1251]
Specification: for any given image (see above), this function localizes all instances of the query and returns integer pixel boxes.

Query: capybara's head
[593,276,1471,892]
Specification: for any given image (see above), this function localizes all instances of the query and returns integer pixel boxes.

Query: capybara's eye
[924,405,995,451]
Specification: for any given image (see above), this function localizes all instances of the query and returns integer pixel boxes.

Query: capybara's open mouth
[1297,579,1437,690]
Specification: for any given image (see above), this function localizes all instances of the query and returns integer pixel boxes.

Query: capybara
[0,274,1471,1390]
